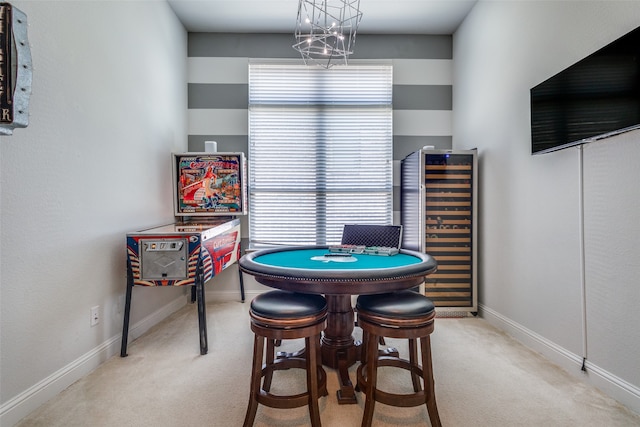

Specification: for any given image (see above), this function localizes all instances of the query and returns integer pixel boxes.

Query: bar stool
[356,291,442,427]
[244,290,328,427]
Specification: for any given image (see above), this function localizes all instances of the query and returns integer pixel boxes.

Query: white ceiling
[167,0,478,34]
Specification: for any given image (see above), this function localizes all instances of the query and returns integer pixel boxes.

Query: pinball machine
[121,152,247,356]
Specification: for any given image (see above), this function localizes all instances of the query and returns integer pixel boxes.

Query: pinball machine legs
[120,262,134,357]
[188,271,210,355]
[195,272,209,355]
[239,268,246,302]
[120,264,210,357]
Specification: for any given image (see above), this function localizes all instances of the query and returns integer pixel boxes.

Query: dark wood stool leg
[244,334,264,427]
[306,335,322,427]
[421,336,441,427]
[361,333,379,427]
[360,330,370,365]
[355,330,369,393]
[263,339,275,392]
[408,338,421,392]
[316,335,328,397]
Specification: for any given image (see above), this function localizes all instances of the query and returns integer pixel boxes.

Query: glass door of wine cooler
[401,149,478,314]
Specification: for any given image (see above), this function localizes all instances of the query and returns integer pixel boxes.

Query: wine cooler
[401,148,478,314]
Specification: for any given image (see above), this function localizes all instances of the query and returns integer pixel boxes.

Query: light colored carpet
[16,300,640,427]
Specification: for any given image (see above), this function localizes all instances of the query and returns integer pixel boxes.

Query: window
[248,62,393,247]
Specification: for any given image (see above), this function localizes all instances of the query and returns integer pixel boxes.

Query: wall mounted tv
[530,26,640,155]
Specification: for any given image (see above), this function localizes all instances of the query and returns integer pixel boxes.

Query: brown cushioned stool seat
[356,291,442,427]
[244,290,328,427]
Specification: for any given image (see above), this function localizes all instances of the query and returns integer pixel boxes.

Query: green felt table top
[253,248,421,271]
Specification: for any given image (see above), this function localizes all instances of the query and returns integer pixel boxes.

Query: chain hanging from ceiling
[293,0,363,69]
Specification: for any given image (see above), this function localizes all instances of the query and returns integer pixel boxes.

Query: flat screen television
[530,26,640,155]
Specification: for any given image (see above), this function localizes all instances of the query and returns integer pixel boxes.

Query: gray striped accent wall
[187,33,453,242]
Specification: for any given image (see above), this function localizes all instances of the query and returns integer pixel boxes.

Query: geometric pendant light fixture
[293,0,363,68]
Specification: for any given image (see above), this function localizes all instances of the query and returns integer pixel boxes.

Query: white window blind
[248,62,393,247]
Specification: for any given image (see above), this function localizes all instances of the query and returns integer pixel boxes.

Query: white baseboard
[480,303,640,416]
[0,296,187,427]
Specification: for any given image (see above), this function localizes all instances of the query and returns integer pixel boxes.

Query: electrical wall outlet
[91,305,100,326]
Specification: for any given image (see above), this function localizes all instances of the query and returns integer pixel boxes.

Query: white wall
[0,1,188,425]
[453,0,640,414]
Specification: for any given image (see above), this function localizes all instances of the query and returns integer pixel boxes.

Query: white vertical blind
[249,62,393,247]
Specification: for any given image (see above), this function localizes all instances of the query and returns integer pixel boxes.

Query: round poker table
[239,245,437,404]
